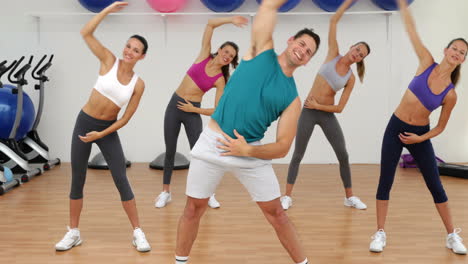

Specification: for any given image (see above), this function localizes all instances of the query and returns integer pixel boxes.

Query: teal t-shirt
[212,49,298,142]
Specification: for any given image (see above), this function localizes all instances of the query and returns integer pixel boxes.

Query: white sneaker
[155,191,171,208]
[369,229,386,253]
[133,228,151,252]
[55,226,82,251]
[344,196,367,210]
[280,196,292,210]
[208,194,220,209]
[447,228,467,255]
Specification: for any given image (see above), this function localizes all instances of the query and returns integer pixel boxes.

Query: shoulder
[215,76,226,86]
[135,78,145,91]
[443,88,457,105]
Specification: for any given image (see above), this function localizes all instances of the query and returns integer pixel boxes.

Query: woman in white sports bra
[281,0,370,210]
[55,2,151,252]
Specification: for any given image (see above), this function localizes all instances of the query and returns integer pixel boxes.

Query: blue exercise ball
[371,0,414,11]
[78,0,122,13]
[256,0,301,12]
[311,0,356,12]
[201,0,245,12]
[0,84,35,141]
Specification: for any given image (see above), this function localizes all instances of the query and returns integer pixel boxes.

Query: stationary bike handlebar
[32,55,54,80]
[0,60,18,87]
[8,56,33,85]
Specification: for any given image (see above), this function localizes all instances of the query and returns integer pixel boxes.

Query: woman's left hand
[399,132,423,144]
[177,99,196,113]
[79,131,102,143]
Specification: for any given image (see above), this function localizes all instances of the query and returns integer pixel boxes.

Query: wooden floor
[1,163,467,264]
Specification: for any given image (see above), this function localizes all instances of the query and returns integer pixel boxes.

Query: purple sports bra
[186,57,223,93]
[408,63,454,112]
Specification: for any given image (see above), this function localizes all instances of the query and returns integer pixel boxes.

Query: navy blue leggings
[377,114,447,204]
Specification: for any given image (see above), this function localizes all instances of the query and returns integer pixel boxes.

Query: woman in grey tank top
[280,0,371,211]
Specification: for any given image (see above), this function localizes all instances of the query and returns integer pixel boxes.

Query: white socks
[175,255,188,264]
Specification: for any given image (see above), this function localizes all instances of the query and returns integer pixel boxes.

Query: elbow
[435,125,446,134]
[275,144,290,159]
[277,149,289,159]
[80,28,90,38]
[120,119,129,127]
[336,107,344,113]
[206,20,216,28]
[276,152,288,159]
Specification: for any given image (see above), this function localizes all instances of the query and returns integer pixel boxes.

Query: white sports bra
[94,59,139,108]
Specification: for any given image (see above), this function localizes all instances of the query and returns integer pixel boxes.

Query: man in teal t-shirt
[175,1,321,264]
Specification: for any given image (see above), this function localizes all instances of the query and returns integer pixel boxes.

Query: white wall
[0,0,466,164]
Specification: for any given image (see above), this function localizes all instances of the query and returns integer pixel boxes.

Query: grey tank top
[317,55,352,92]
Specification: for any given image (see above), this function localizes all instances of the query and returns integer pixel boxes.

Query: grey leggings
[163,93,202,185]
[287,108,352,188]
[70,110,134,201]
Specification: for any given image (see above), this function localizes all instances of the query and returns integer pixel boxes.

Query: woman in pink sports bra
[154,16,248,209]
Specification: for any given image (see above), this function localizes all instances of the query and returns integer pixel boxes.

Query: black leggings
[163,93,202,185]
[377,114,447,203]
[70,110,134,201]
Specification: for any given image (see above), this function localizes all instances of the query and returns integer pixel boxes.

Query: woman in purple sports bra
[154,16,248,209]
[369,0,467,254]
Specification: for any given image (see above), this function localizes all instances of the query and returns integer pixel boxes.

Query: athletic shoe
[344,196,367,210]
[369,229,386,253]
[447,228,467,255]
[155,191,171,208]
[55,226,82,251]
[133,228,151,252]
[280,195,293,210]
[208,194,220,209]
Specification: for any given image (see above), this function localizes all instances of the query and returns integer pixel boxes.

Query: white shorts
[186,126,280,202]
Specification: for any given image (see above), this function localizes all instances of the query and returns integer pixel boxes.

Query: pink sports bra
[186,57,223,93]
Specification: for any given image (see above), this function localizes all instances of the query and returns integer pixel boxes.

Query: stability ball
[201,0,246,12]
[311,0,356,12]
[0,84,35,141]
[146,0,186,13]
[371,0,414,11]
[78,0,122,13]
[256,0,301,12]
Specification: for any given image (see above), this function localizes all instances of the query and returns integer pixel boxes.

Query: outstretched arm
[80,2,128,70]
[326,0,355,61]
[245,0,288,60]
[397,0,434,72]
[198,16,248,60]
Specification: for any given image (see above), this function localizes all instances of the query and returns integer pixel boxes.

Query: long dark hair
[211,41,239,82]
[447,38,468,87]
[354,41,371,83]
